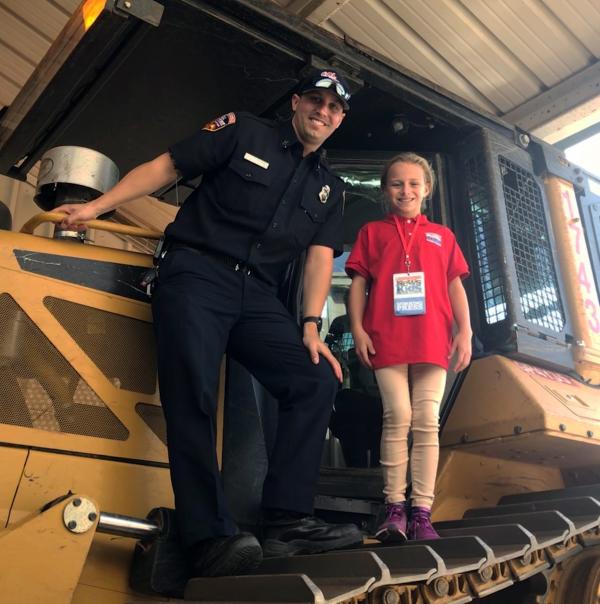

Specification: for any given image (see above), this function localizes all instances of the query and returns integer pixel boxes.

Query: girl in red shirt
[346,153,472,541]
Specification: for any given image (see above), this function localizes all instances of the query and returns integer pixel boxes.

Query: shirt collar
[278,120,326,167]
[279,120,301,151]
[384,213,428,225]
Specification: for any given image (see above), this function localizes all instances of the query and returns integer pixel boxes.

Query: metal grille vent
[136,403,167,446]
[499,156,565,333]
[44,297,157,394]
[465,155,507,325]
[0,293,128,440]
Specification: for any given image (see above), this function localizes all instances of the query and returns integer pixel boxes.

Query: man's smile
[309,116,328,127]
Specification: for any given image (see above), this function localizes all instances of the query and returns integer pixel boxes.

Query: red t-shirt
[346,214,469,370]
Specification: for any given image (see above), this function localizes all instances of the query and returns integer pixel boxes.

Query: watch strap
[302,316,322,330]
[302,315,321,324]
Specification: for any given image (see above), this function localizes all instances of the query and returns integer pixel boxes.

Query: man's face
[291,90,346,152]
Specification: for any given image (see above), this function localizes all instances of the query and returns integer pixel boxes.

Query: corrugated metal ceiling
[275,0,600,141]
[0,0,80,108]
[1,0,600,142]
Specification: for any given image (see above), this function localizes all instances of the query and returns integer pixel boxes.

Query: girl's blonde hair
[380,152,436,199]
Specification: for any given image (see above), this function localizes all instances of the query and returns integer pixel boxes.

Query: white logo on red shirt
[425,232,442,246]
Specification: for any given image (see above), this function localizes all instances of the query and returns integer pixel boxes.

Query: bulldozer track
[162,483,600,604]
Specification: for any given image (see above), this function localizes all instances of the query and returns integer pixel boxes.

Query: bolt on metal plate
[63,497,98,534]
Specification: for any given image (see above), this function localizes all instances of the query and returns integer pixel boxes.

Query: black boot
[262,515,363,557]
[190,533,263,577]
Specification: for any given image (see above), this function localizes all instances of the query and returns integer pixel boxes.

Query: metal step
[184,574,327,603]
[316,467,383,500]
[498,483,600,505]
[438,524,532,563]
[463,496,600,533]
[128,487,600,603]
[435,509,573,549]
[254,551,389,601]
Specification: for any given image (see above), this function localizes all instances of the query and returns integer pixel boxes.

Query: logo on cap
[321,71,340,82]
[299,68,351,108]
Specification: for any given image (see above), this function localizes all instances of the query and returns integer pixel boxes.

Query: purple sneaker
[375,502,407,542]
[408,506,440,541]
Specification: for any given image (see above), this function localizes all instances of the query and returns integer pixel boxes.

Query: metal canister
[35,146,119,211]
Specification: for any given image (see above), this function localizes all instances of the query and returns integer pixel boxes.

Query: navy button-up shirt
[166,112,344,285]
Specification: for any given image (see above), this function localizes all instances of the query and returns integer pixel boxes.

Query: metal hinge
[514,323,570,348]
[111,0,164,27]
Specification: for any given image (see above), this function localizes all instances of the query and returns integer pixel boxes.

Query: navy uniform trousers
[151,246,338,549]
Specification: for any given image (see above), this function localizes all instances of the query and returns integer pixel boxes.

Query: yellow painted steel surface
[441,356,600,465]
[0,229,167,463]
[545,176,600,382]
[434,449,563,522]
[0,494,98,604]
[9,450,173,602]
[20,211,163,239]
[0,446,28,526]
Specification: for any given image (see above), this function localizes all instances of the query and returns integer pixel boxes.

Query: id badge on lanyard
[393,271,426,315]
[392,215,426,316]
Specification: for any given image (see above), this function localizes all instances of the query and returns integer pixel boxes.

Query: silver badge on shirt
[319,185,330,204]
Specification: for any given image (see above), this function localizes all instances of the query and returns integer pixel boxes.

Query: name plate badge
[243,152,269,169]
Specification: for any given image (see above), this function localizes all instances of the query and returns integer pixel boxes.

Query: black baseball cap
[297,69,351,110]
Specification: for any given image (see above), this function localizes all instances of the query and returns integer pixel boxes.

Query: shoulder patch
[202,112,236,132]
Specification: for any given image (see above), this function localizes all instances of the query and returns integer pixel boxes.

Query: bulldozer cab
[1,1,600,602]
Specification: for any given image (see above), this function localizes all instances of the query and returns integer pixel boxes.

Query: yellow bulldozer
[1,1,599,602]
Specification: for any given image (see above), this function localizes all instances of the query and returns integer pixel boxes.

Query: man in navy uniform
[56,68,363,577]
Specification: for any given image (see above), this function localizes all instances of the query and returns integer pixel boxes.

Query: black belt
[169,243,257,278]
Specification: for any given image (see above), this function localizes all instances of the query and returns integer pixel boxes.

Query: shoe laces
[411,508,432,527]
[385,503,406,520]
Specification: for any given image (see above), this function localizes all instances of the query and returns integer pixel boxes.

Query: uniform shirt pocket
[293,189,328,249]
[300,196,327,223]
[228,157,272,186]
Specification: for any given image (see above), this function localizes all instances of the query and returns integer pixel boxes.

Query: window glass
[322,165,384,469]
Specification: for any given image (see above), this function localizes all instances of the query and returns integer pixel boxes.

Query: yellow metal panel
[545,177,600,382]
[0,230,169,463]
[441,356,600,455]
[9,450,173,524]
[10,450,173,598]
[434,449,563,522]
[0,494,98,604]
[0,446,28,526]
[72,583,156,604]
[447,430,600,468]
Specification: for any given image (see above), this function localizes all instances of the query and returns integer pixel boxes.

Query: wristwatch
[302,315,323,331]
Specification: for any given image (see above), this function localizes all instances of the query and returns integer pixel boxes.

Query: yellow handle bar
[20,212,163,240]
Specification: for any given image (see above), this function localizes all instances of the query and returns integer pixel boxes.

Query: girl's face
[384,161,430,218]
